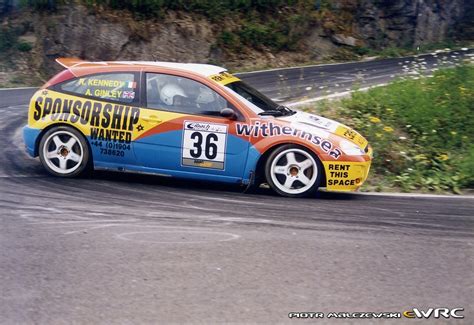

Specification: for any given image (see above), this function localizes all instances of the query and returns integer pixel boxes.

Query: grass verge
[308,64,474,193]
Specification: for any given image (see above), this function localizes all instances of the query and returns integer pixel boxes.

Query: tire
[265,144,322,198]
[39,126,91,178]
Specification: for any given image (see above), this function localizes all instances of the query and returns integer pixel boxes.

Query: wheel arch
[34,123,92,162]
[254,141,327,187]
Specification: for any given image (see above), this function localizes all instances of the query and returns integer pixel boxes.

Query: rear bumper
[23,125,41,157]
[322,160,371,192]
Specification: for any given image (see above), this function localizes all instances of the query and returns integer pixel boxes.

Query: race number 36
[182,121,228,170]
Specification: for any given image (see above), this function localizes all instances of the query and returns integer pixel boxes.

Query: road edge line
[348,191,474,199]
[235,48,472,75]
[0,86,38,91]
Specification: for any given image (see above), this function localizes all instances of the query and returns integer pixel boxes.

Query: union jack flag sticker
[122,91,135,99]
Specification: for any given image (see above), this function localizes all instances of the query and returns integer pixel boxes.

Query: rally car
[23,58,372,197]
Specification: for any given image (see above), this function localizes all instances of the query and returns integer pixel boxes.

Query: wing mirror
[220,108,237,120]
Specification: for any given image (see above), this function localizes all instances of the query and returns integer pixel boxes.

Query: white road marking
[287,83,389,106]
[63,224,116,235]
[115,230,241,244]
[29,219,138,224]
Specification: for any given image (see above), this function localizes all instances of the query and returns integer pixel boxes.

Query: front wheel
[265,145,322,198]
[39,126,91,177]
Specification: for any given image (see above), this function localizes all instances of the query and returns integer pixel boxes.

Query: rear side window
[60,73,138,103]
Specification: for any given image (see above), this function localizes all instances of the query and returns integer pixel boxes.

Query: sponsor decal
[327,163,356,186]
[322,161,370,190]
[33,95,140,144]
[90,140,131,157]
[186,121,227,133]
[335,125,368,148]
[235,122,342,159]
[209,71,241,85]
[307,115,334,129]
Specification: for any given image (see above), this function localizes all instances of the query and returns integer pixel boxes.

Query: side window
[60,73,138,103]
[146,73,229,116]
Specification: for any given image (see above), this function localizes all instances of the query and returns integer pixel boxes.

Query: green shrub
[0,27,17,52]
[237,21,289,50]
[217,31,241,49]
[17,42,33,52]
[353,46,370,56]
[377,46,407,58]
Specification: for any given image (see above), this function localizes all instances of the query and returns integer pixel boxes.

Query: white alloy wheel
[266,147,321,197]
[41,130,84,175]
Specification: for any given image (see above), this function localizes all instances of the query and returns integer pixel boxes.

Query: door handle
[143,115,162,123]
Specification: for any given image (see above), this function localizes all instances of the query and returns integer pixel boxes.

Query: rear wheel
[265,145,322,197]
[39,126,91,177]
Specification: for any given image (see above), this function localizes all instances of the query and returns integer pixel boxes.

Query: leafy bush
[17,42,33,52]
[217,31,240,48]
[238,21,287,50]
[312,64,474,193]
[0,27,17,52]
[353,46,370,56]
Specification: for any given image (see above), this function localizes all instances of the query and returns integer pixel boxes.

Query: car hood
[277,110,368,149]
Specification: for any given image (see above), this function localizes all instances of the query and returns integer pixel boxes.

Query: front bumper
[23,125,41,157]
[322,160,371,192]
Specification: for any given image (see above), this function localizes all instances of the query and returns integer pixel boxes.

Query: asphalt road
[238,48,474,103]
[1,54,474,324]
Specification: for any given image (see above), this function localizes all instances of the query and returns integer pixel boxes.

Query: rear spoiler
[55,58,110,69]
[56,57,86,68]
[46,58,96,86]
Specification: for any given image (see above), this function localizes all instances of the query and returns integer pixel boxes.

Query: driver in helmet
[160,83,190,107]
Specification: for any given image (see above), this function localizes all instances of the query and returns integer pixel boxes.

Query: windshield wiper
[276,105,296,116]
[258,110,285,116]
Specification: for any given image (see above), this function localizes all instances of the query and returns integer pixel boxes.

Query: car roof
[56,58,227,78]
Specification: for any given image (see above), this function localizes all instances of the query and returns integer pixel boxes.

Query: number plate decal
[182,121,228,170]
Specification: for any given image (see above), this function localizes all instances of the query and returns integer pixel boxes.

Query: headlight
[340,140,365,156]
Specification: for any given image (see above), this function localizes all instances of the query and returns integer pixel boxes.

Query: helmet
[196,87,215,104]
[160,83,187,105]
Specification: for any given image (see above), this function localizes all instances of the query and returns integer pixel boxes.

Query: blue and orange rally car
[23,58,372,197]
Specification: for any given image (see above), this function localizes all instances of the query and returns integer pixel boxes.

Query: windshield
[225,81,278,113]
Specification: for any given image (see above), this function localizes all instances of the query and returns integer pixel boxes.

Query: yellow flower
[438,154,449,161]
[414,154,428,161]
[383,126,394,133]
[370,116,381,123]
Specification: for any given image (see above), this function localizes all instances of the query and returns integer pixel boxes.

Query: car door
[133,72,250,181]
